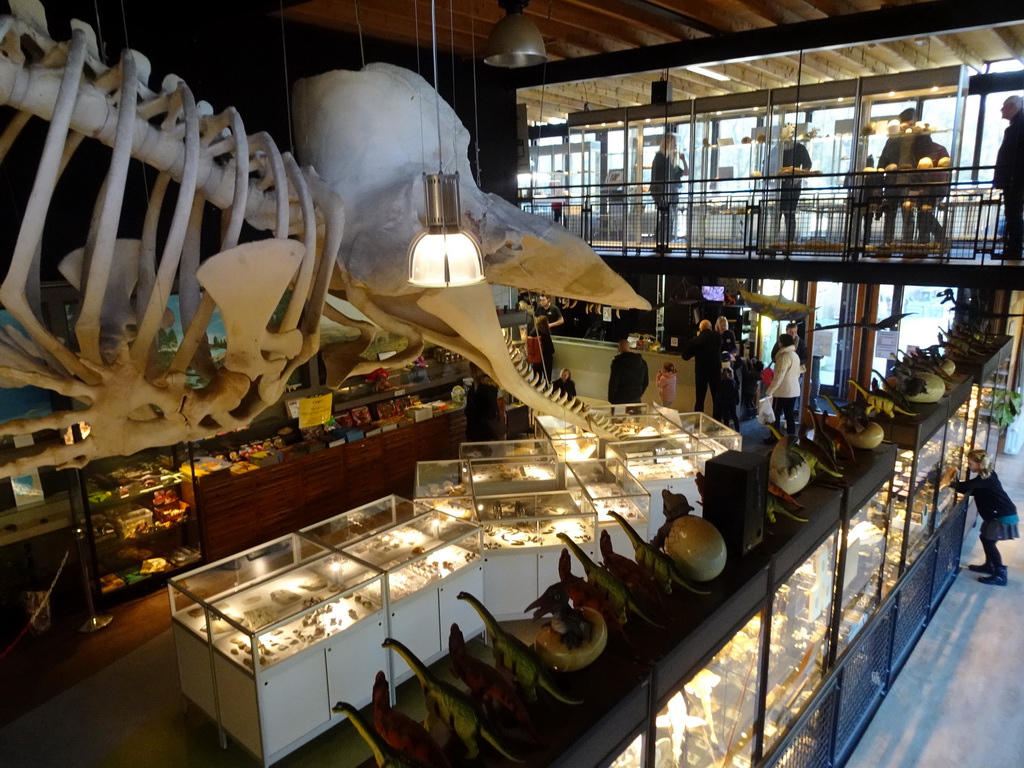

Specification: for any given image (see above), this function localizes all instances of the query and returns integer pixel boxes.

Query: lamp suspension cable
[469,9,482,186]
[279,0,294,153]
[354,0,365,68]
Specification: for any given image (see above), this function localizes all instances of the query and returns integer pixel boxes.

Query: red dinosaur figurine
[598,530,667,620]
[557,548,630,646]
[372,670,452,768]
[447,624,541,741]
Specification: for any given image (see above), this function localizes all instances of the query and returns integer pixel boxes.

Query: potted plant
[991,388,1022,431]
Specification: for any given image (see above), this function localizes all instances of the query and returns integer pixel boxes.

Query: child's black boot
[978,566,1007,586]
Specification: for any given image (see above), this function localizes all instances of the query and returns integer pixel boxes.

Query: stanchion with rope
[0,548,70,661]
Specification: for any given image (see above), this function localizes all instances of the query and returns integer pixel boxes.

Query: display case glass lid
[300,495,432,551]
[339,508,481,572]
[605,432,714,459]
[565,458,649,501]
[473,490,585,523]
[603,413,686,439]
[168,533,335,606]
[414,459,470,499]
[459,438,556,460]
[676,411,740,441]
[467,454,561,494]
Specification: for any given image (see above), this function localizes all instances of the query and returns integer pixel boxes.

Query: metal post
[74,527,112,633]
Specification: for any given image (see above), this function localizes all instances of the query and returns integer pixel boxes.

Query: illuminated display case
[467,454,561,497]
[301,496,485,680]
[413,459,473,519]
[605,434,715,536]
[459,438,556,460]
[168,535,387,766]
[336,506,484,680]
[604,412,688,440]
[474,489,593,619]
[675,411,743,455]
[652,612,764,768]
[836,482,889,655]
[763,533,837,753]
[566,458,651,552]
[81,443,200,598]
[937,380,970,528]
[535,413,601,461]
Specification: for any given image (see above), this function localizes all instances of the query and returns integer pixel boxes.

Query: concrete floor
[1,428,1021,767]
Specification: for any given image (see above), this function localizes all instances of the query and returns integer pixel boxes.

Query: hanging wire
[115,1,151,201]
[279,0,294,153]
[92,0,106,57]
[448,0,458,171]
[354,0,366,68]
[430,0,444,174]
[469,6,482,186]
[415,0,426,175]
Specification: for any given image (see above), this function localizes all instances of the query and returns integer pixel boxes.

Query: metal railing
[520,167,1009,263]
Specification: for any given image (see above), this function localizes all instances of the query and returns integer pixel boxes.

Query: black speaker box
[651,80,672,104]
[702,450,768,556]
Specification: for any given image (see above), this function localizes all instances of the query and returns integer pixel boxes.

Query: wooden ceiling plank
[934,33,988,72]
[993,26,1024,62]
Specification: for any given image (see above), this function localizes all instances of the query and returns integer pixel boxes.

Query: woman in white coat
[765,333,801,441]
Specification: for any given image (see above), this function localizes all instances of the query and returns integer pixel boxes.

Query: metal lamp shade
[484,12,547,68]
[408,173,484,287]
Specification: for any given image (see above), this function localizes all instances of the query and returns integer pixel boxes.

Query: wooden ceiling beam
[934,33,988,72]
[994,26,1024,62]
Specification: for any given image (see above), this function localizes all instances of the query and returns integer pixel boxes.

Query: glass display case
[605,412,687,440]
[652,612,764,768]
[169,541,383,672]
[937,399,967,528]
[459,438,556,460]
[413,459,473,519]
[888,430,943,583]
[300,495,430,551]
[467,454,561,497]
[566,458,651,551]
[535,414,600,461]
[339,510,483,603]
[167,534,388,766]
[763,533,837,753]
[675,412,743,455]
[336,504,485,678]
[81,443,200,597]
[607,733,645,768]
[605,434,715,536]
[836,483,889,655]
[474,489,593,619]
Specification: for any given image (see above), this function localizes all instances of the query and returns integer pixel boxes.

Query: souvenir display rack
[79,443,201,600]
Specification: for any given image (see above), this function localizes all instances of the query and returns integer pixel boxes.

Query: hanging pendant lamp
[408,172,484,287]
[484,0,547,68]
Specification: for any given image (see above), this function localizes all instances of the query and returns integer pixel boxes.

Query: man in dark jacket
[680,319,722,413]
[608,339,650,404]
[995,95,1024,260]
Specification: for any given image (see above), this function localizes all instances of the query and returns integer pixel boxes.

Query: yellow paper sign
[298,393,333,429]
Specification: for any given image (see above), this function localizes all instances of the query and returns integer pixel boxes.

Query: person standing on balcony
[651,133,688,252]
[879,108,919,248]
[768,123,812,246]
[995,95,1024,260]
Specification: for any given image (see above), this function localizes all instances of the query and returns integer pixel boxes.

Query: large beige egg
[885,163,898,172]
[887,119,901,135]
[664,516,727,582]
[917,156,934,169]
[937,156,951,168]
[534,607,607,672]
[752,170,763,178]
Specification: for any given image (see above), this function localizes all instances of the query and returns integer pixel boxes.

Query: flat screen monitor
[701,285,725,302]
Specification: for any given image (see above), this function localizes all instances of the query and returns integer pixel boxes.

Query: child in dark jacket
[715,367,740,429]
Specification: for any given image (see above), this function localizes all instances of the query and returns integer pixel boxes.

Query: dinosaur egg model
[830,416,885,450]
[938,156,951,168]
[534,607,607,672]
[917,156,934,169]
[664,517,727,582]
[886,373,945,403]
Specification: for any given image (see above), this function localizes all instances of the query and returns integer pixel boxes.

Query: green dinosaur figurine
[331,701,433,768]
[456,591,581,706]
[381,638,523,762]
[556,532,664,626]
[606,511,709,596]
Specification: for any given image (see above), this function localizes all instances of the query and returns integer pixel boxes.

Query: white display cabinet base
[173,623,217,721]
[599,520,648,560]
[389,564,484,685]
[484,550,540,621]
[326,612,388,720]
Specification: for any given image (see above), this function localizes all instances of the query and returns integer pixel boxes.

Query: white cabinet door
[326,611,388,715]
[439,565,485,642]
[483,552,538,621]
[389,590,441,684]
[259,652,331,758]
